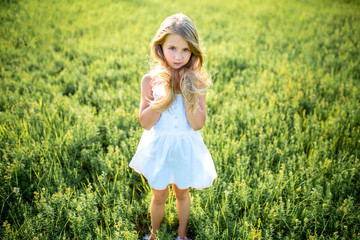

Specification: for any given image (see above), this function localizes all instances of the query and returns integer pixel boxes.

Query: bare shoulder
[141,74,154,99]
[141,74,154,87]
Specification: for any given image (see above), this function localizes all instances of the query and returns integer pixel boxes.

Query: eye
[169,47,175,50]
[184,49,190,52]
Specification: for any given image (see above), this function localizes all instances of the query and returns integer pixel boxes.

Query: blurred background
[1,0,359,239]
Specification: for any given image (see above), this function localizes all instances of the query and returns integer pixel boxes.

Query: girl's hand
[183,93,207,131]
[139,74,162,130]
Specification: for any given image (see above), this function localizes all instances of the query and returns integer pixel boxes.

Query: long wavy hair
[149,13,211,113]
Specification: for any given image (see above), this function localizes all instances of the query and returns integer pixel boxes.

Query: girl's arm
[183,93,207,131]
[139,74,161,130]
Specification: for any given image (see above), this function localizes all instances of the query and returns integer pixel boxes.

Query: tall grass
[1,0,359,239]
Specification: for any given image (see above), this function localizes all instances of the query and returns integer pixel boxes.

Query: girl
[129,13,217,240]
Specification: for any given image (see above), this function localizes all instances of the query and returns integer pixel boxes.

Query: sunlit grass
[1,0,359,239]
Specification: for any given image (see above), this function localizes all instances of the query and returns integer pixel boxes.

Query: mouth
[174,62,182,66]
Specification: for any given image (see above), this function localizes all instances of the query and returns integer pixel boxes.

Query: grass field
[1,0,360,239]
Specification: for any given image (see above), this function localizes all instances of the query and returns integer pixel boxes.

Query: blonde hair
[149,13,211,113]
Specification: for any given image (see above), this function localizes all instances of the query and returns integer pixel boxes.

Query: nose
[174,51,182,60]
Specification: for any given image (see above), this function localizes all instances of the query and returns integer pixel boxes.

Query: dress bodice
[153,93,192,133]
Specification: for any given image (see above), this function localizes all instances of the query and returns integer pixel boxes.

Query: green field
[1,0,360,239]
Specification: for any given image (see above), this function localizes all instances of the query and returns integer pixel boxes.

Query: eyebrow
[166,44,189,49]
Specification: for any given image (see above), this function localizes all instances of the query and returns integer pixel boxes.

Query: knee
[173,186,189,201]
[152,188,169,204]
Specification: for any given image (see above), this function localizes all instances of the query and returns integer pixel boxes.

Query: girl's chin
[170,64,183,70]
[165,63,185,70]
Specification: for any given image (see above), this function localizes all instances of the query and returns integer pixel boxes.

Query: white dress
[129,90,217,190]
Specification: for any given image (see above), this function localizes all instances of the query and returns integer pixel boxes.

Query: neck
[170,68,182,95]
[170,68,181,83]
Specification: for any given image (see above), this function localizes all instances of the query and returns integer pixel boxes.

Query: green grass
[1,0,360,239]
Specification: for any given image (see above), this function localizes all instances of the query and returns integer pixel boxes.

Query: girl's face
[162,34,191,70]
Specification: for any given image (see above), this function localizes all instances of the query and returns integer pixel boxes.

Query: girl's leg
[173,184,190,238]
[150,186,169,238]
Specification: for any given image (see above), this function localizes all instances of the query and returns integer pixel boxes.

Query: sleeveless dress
[129,89,217,190]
